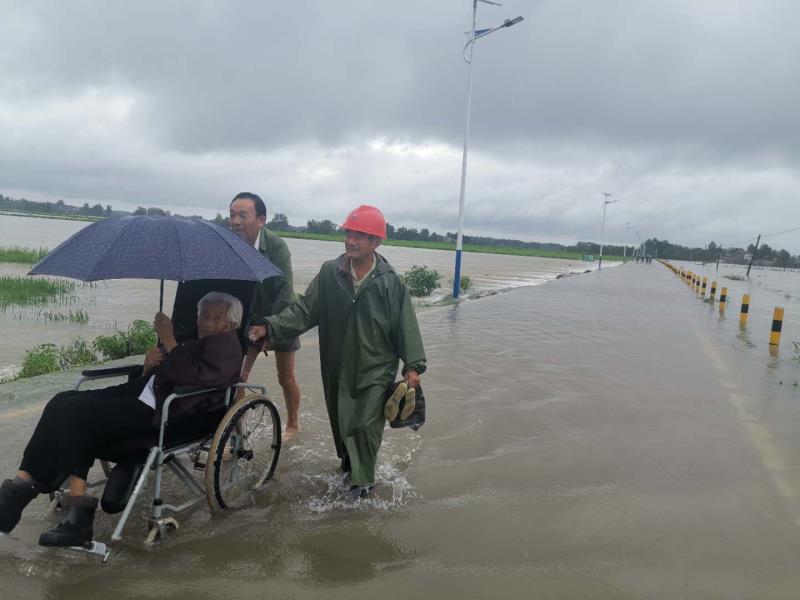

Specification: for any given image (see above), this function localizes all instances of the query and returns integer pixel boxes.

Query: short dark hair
[231,192,267,218]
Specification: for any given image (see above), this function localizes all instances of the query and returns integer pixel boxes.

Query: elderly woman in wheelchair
[0,291,250,549]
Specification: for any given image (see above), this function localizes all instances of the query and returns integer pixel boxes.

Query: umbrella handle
[159,279,164,313]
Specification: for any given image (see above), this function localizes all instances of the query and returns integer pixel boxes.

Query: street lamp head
[504,16,524,27]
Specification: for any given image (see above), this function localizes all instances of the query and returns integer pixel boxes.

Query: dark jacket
[150,330,243,425]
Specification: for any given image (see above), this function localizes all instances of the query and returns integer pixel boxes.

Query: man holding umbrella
[248,205,426,497]
[229,192,302,436]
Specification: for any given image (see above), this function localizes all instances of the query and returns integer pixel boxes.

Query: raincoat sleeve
[395,282,427,375]
[265,272,321,344]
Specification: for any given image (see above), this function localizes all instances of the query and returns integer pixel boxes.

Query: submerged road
[2,262,800,598]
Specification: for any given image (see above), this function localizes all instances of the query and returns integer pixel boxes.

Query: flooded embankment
[3,262,800,598]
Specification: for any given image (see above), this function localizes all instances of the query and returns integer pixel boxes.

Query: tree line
[0,194,112,217]
[3,194,797,266]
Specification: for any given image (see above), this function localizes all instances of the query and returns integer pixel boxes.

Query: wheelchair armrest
[81,365,143,378]
[76,364,143,390]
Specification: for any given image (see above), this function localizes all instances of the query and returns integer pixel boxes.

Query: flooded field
[0,214,597,378]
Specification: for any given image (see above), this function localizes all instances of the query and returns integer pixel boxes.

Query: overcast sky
[2,0,799,252]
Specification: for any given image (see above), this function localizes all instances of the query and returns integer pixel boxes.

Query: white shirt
[253,230,261,250]
[351,254,377,294]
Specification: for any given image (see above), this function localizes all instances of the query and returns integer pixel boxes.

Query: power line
[763,224,800,239]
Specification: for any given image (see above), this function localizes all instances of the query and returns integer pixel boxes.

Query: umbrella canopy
[29,215,282,308]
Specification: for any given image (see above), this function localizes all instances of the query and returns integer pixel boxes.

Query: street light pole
[452,1,524,298]
[598,192,617,270]
[623,221,632,263]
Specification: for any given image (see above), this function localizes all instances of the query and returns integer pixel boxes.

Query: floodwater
[3,221,800,597]
[0,214,596,379]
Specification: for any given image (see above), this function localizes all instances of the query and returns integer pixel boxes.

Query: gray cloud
[2,0,800,252]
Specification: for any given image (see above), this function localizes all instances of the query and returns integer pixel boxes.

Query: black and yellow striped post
[695,275,702,295]
[719,287,728,312]
[701,276,707,298]
[769,307,784,347]
[740,293,750,327]
[709,280,717,302]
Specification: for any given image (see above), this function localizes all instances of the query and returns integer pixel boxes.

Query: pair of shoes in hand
[384,382,415,422]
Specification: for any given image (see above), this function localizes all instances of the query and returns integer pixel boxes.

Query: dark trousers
[19,379,155,490]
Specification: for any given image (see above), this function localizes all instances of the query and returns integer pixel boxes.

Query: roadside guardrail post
[740,294,750,328]
[769,307,784,347]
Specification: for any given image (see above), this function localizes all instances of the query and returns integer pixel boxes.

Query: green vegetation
[93,320,157,360]
[449,275,473,294]
[40,308,89,324]
[402,265,442,297]
[0,246,49,263]
[18,339,96,378]
[12,320,156,381]
[0,276,76,308]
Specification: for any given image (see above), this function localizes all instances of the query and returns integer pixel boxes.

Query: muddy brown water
[1,262,800,597]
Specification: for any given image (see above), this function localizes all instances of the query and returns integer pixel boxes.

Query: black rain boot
[38,495,98,547]
[0,478,39,533]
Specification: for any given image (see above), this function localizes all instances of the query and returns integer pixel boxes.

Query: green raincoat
[266,252,426,485]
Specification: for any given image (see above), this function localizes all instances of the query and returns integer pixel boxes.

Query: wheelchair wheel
[205,395,281,509]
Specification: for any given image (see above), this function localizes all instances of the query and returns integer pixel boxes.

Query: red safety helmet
[342,205,386,239]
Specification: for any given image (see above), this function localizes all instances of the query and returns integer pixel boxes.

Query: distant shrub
[402,265,441,297]
[94,320,156,360]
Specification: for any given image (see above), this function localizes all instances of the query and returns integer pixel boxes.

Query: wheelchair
[47,279,282,562]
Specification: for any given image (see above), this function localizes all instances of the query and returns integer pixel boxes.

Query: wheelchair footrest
[70,540,111,562]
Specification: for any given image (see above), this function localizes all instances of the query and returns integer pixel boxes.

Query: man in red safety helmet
[248,204,427,497]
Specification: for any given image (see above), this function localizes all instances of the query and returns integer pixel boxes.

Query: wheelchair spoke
[207,396,281,509]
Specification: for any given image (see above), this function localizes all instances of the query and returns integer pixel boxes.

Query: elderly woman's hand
[153,312,177,351]
[143,346,166,375]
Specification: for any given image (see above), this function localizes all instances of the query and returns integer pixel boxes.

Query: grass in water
[40,308,90,324]
[0,246,49,264]
[0,276,76,308]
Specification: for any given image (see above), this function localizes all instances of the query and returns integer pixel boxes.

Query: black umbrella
[29,215,281,310]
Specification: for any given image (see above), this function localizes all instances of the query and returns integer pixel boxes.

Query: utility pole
[746,234,761,277]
